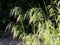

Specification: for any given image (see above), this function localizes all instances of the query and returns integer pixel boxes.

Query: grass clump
[4,0,60,45]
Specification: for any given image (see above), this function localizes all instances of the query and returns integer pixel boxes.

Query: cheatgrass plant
[7,0,60,45]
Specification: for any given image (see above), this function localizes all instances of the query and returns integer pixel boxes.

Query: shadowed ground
[0,38,21,45]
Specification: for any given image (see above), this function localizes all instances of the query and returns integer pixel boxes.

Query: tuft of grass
[8,0,60,45]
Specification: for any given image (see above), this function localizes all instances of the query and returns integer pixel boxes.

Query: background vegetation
[0,0,60,45]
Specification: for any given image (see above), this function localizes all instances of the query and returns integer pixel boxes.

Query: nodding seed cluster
[9,7,23,23]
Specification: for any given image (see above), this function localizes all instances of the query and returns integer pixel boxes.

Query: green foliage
[0,0,60,45]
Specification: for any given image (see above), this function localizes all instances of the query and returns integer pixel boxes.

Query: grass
[5,0,60,45]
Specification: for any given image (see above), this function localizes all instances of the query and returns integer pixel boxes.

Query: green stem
[21,19,25,36]
[33,24,35,34]
[43,0,49,20]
